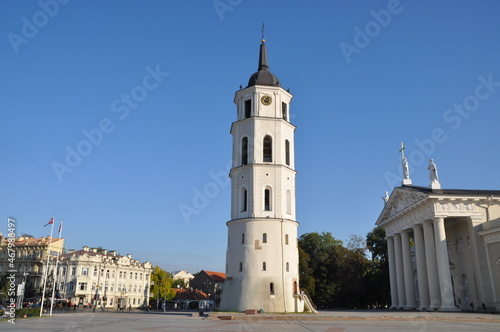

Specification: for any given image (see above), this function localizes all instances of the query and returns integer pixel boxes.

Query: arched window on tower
[264,188,271,211]
[262,262,266,271]
[282,102,288,121]
[241,137,248,165]
[285,140,290,166]
[263,135,272,162]
[270,282,275,295]
[262,233,267,243]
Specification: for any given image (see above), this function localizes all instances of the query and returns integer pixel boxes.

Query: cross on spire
[399,141,406,160]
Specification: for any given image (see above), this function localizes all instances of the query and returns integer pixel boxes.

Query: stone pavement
[0,309,498,332]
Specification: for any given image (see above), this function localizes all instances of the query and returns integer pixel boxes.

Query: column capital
[432,216,445,224]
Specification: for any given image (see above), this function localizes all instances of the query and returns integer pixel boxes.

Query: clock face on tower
[260,95,272,106]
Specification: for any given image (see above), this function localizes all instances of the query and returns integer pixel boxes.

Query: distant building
[0,235,64,303]
[171,288,212,309]
[190,270,225,308]
[55,246,152,309]
[172,270,194,287]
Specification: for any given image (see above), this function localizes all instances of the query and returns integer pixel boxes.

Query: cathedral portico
[377,158,500,312]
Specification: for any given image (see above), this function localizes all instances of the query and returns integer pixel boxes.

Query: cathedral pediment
[376,186,429,226]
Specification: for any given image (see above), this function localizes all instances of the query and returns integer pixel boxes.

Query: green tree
[150,266,175,309]
[298,232,343,308]
[365,226,390,308]
[172,278,187,289]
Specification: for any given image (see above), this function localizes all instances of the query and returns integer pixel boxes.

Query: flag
[44,217,54,227]
[58,221,63,233]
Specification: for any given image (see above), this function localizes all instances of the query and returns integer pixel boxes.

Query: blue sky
[1,0,500,273]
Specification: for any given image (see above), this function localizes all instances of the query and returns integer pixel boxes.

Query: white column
[466,218,485,305]
[413,224,430,310]
[401,230,416,309]
[483,242,499,309]
[393,233,406,309]
[433,217,458,311]
[387,236,399,309]
[423,220,440,309]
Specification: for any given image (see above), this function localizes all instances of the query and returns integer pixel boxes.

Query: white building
[376,160,500,312]
[54,246,152,309]
[172,270,194,287]
[219,38,305,313]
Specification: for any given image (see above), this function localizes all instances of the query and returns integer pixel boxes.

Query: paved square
[1,310,499,331]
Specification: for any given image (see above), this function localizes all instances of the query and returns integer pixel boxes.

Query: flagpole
[49,220,64,316]
[40,217,55,317]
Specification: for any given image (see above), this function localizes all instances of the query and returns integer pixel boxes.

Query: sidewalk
[209,309,500,322]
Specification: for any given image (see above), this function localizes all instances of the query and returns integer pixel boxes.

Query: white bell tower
[219,38,303,313]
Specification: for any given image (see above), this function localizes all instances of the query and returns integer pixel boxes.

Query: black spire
[247,38,280,87]
[258,39,269,71]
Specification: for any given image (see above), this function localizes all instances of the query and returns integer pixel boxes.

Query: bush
[15,307,40,318]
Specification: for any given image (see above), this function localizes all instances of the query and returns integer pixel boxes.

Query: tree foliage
[298,227,389,309]
[150,266,175,307]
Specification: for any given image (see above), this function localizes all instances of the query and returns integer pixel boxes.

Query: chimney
[83,246,89,251]
[110,250,117,256]
[102,249,108,255]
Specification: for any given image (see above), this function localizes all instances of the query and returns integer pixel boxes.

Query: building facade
[172,270,194,288]
[219,39,304,313]
[0,235,64,303]
[189,270,225,308]
[55,246,152,309]
[377,185,500,312]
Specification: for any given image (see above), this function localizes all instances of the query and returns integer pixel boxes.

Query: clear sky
[1,0,500,273]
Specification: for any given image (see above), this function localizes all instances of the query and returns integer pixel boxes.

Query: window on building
[94,268,98,277]
[286,190,292,214]
[240,187,248,212]
[285,234,289,245]
[135,273,138,280]
[130,272,133,279]
[263,233,267,243]
[119,271,122,278]
[264,189,271,211]
[79,282,87,291]
[282,102,287,121]
[239,262,243,272]
[241,137,248,165]
[270,282,275,295]
[82,267,88,276]
[242,233,245,244]
[71,267,76,276]
[285,140,290,166]
[69,282,74,291]
[286,262,289,272]
[61,267,66,276]
[263,135,272,162]
[293,281,298,294]
[244,99,251,118]
[263,262,267,271]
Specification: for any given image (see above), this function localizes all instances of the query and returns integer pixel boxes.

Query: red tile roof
[172,289,208,300]
[204,271,226,282]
